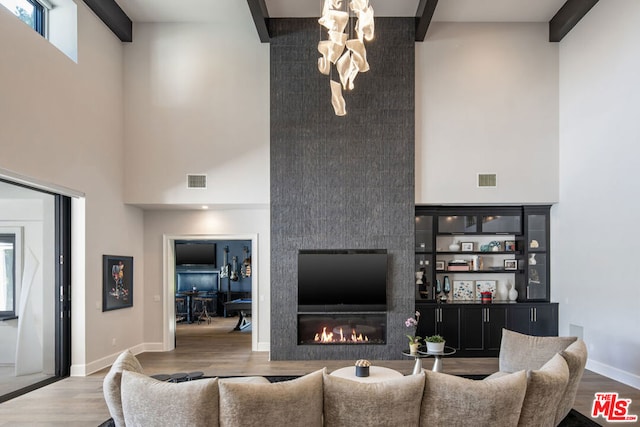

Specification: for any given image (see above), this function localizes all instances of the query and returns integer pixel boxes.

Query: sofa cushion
[323,371,425,427]
[499,329,577,372]
[519,353,570,427]
[121,370,219,427]
[555,339,588,424]
[102,349,144,427]
[219,368,324,427]
[420,370,527,427]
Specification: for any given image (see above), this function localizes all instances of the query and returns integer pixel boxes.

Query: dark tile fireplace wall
[270,18,415,360]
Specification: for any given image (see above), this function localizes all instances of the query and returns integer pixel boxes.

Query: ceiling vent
[477,173,497,188]
[187,174,207,189]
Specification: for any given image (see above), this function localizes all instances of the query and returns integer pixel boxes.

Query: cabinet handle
[534,308,537,322]
[530,308,534,322]
[486,308,490,323]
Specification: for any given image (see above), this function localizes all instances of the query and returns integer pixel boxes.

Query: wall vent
[477,173,497,188]
[187,174,207,189]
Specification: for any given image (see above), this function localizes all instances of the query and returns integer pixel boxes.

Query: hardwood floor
[0,317,637,426]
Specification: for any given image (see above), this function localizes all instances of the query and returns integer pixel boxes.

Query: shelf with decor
[414,205,555,356]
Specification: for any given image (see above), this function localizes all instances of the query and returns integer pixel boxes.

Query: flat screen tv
[298,249,387,310]
[175,242,216,266]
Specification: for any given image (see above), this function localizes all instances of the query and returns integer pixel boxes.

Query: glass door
[0,179,71,402]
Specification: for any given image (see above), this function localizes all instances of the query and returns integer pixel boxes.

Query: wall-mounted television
[175,241,216,266]
[298,249,387,311]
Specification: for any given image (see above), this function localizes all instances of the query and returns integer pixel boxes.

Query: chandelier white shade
[318,0,374,116]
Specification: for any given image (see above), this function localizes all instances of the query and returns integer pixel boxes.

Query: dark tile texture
[270,18,415,360]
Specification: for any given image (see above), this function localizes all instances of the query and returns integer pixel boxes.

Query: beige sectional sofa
[104,329,587,427]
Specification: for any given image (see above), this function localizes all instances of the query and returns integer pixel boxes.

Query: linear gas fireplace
[297,249,388,347]
[298,313,386,345]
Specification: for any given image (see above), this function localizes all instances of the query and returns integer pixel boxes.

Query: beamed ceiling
[86,0,599,43]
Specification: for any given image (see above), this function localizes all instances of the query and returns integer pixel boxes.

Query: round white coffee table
[330,366,403,383]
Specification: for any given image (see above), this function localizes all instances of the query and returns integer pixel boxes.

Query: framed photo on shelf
[103,255,134,311]
[435,260,445,271]
[461,242,474,252]
[503,259,518,271]
[504,240,516,252]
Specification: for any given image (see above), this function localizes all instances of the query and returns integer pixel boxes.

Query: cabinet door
[437,215,477,233]
[484,307,507,351]
[437,306,461,350]
[530,304,558,336]
[416,304,437,339]
[461,306,484,351]
[506,305,533,335]
[481,215,522,234]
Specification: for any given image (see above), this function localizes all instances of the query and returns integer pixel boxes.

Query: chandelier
[318,0,374,116]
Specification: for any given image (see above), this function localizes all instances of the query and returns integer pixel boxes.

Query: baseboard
[70,342,164,376]
[256,341,270,352]
[587,358,640,389]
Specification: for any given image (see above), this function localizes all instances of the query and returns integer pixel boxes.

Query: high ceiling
[115,0,568,24]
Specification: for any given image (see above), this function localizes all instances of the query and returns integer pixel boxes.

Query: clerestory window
[0,0,47,37]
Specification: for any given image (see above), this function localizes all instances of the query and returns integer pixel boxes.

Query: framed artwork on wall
[103,255,133,311]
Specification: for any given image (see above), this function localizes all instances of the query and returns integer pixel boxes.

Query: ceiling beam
[549,0,599,42]
[247,0,271,43]
[82,0,132,42]
[415,0,438,42]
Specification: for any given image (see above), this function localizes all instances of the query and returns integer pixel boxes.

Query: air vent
[477,173,497,188]
[187,174,207,189]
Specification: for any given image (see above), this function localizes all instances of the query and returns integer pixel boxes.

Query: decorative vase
[443,276,451,296]
[449,242,460,251]
[409,342,420,354]
[529,254,537,265]
[508,284,518,301]
[415,271,424,285]
[496,281,508,300]
[426,342,445,353]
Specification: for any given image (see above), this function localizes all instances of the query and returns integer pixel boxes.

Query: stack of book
[447,260,470,271]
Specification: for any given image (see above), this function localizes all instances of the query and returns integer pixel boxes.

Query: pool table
[224,298,252,331]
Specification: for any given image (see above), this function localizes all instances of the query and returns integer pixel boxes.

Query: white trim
[70,342,164,376]
[586,358,640,390]
[0,167,84,198]
[162,234,260,353]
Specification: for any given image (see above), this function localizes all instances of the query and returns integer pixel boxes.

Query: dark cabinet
[461,305,506,355]
[416,304,461,350]
[417,302,557,356]
[506,303,558,336]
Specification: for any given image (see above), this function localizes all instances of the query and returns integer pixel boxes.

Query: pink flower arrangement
[405,311,422,345]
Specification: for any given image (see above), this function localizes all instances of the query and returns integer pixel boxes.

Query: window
[0,0,46,37]
[0,234,16,318]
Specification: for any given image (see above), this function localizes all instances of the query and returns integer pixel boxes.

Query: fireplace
[297,249,388,347]
[298,313,386,345]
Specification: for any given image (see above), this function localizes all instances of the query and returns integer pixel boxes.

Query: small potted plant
[425,334,445,353]
[405,311,422,354]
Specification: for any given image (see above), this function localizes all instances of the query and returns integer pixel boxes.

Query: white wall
[555,0,640,388]
[0,3,145,375]
[142,208,270,351]
[122,11,270,206]
[416,23,559,204]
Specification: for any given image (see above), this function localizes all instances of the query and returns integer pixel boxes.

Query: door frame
[162,233,259,351]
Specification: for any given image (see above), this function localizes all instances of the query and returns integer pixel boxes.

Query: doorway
[162,234,258,352]
[0,179,71,402]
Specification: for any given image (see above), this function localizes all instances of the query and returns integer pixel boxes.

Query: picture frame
[475,280,496,301]
[504,240,516,252]
[103,255,133,311]
[453,280,475,300]
[435,260,445,271]
[503,259,518,271]
[461,242,474,252]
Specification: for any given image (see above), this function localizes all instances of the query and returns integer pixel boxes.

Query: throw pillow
[519,353,570,427]
[218,368,324,427]
[555,339,588,424]
[499,329,577,372]
[420,370,527,427]
[102,349,144,427]
[323,371,425,427]
[121,370,219,427]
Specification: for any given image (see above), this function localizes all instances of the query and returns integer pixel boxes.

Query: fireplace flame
[313,326,369,343]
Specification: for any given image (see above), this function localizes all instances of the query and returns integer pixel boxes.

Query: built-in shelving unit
[415,205,557,357]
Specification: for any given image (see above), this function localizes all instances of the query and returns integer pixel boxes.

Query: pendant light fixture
[318,0,374,116]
